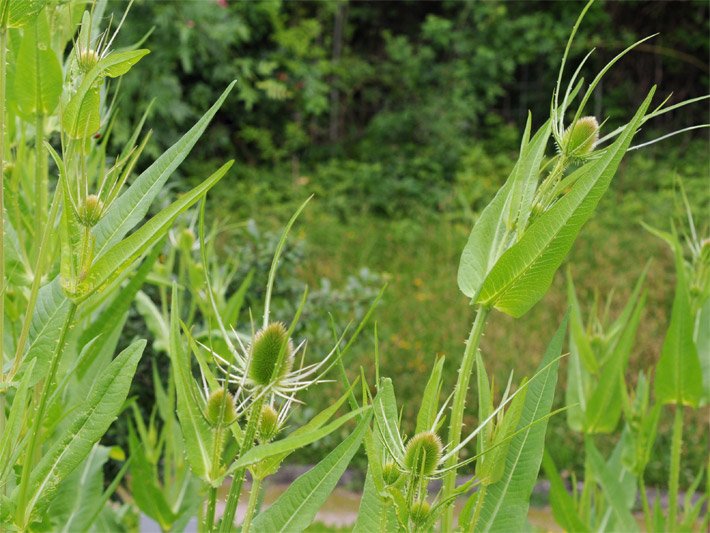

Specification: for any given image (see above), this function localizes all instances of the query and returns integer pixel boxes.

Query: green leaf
[655,235,704,407]
[415,356,444,434]
[585,437,638,532]
[5,0,46,28]
[14,8,62,117]
[474,315,567,532]
[93,81,236,256]
[458,120,550,299]
[61,50,150,139]
[79,162,232,299]
[50,445,112,533]
[476,90,654,317]
[373,378,403,463]
[697,299,710,403]
[0,360,36,485]
[22,340,145,520]
[229,407,368,472]
[169,284,215,482]
[542,450,589,533]
[585,291,645,433]
[250,411,371,532]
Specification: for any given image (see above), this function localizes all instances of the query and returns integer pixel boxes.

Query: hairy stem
[219,397,264,532]
[467,485,488,532]
[241,476,262,533]
[668,406,683,528]
[441,305,490,530]
[16,302,78,528]
[205,487,218,533]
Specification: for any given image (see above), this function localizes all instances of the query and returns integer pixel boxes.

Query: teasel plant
[0,0,238,529]
[437,0,709,528]
[167,200,382,532]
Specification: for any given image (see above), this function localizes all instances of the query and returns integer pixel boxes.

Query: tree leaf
[14,8,62,117]
[476,90,654,317]
[22,340,145,520]
[474,315,567,532]
[458,120,550,299]
[655,234,704,406]
[250,411,371,532]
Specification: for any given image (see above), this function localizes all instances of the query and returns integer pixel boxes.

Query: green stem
[441,305,490,531]
[34,113,46,257]
[219,397,264,532]
[205,487,218,533]
[241,476,262,533]
[467,485,488,532]
[639,475,652,533]
[15,302,78,528]
[668,406,683,529]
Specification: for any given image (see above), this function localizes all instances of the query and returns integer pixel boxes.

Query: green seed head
[382,461,401,485]
[258,404,280,442]
[205,388,237,427]
[403,431,442,478]
[248,322,294,387]
[78,194,104,227]
[561,116,599,158]
[410,500,431,526]
[76,47,99,72]
[3,161,14,176]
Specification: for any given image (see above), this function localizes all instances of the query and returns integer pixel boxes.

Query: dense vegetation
[0,0,707,531]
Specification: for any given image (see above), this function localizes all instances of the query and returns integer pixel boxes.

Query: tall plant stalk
[0,15,8,415]
[241,477,262,533]
[15,302,78,528]
[219,397,265,532]
[667,406,683,528]
[441,305,490,530]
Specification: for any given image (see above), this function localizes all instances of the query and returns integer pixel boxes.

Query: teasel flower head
[205,388,238,427]
[558,116,599,161]
[409,500,432,527]
[76,47,100,72]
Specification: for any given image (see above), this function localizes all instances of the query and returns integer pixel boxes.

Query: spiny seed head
[78,194,104,227]
[382,461,401,485]
[76,47,99,72]
[561,116,599,158]
[205,388,237,427]
[248,322,294,387]
[410,500,431,526]
[404,431,442,478]
[258,404,280,442]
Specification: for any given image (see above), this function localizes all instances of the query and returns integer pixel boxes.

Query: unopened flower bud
[78,194,104,227]
[410,500,431,526]
[205,388,237,427]
[76,47,100,72]
[258,404,280,442]
[382,461,401,485]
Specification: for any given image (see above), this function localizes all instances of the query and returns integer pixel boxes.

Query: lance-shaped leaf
[697,299,710,402]
[78,161,232,299]
[542,451,589,533]
[169,284,215,482]
[93,81,236,255]
[585,437,638,532]
[14,8,61,117]
[22,340,145,520]
[474,315,567,532]
[476,90,654,317]
[458,119,550,299]
[655,233,703,406]
[585,291,645,433]
[250,411,371,532]
[0,360,36,485]
[415,356,445,434]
